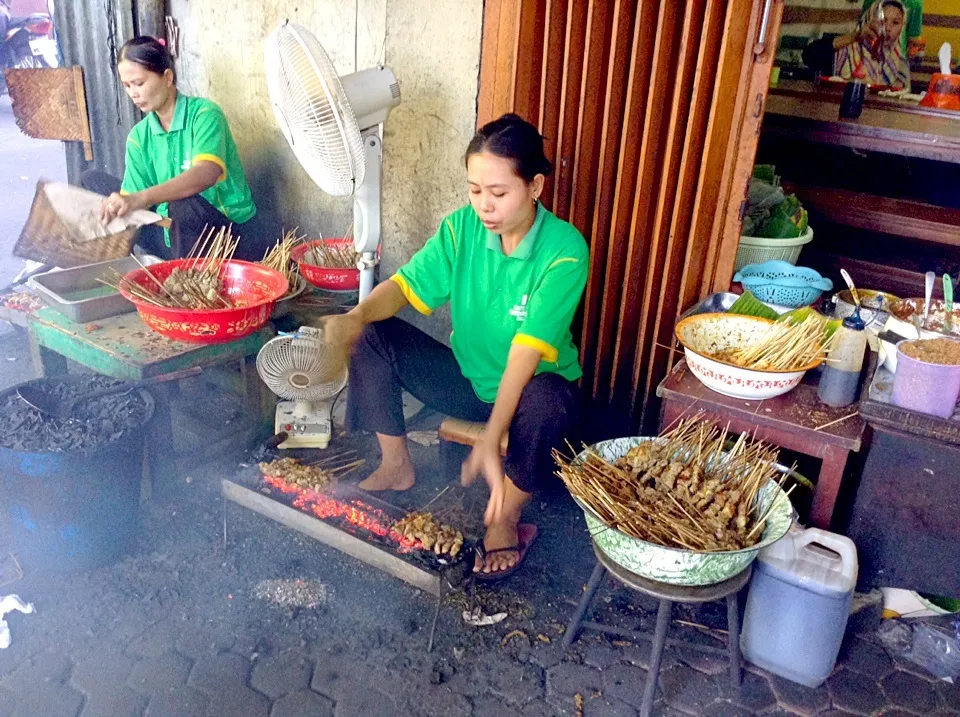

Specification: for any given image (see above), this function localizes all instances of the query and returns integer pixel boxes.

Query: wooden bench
[438,418,508,456]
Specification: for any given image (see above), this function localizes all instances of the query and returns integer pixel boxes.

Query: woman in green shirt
[322,114,589,580]
[81,37,269,260]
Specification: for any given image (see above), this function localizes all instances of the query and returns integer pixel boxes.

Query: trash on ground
[0,594,35,649]
[253,579,329,609]
[877,619,960,683]
[462,608,507,627]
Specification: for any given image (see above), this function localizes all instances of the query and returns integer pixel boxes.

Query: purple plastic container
[891,341,960,419]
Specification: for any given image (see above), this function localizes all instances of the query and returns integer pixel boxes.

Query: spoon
[923,271,935,330]
[840,268,861,308]
[17,366,202,422]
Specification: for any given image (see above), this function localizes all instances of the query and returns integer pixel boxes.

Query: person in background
[863,0,924,58]
[321,114,588,581]
[802,0,910,89]
[82,37,270,260]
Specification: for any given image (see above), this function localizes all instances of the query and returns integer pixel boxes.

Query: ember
[263,473,420,552]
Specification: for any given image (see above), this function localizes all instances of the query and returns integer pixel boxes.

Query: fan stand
[353,128,382,301]
[275,398,335,449]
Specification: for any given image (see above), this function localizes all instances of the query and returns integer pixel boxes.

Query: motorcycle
[1,5,59,93]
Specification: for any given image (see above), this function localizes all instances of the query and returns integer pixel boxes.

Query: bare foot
[357,457,416,491]
[474,518,520,574]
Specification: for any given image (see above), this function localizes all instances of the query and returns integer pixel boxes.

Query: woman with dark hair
[82,37,267,259]
[321,113,588,580]
[802,0,911,89]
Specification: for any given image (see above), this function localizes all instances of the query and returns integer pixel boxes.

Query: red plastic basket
[293,238,360,292]
[120,259,288,344]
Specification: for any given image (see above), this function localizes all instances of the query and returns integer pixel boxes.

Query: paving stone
[204,685,270,717]
[331,687,398,717]
[125,622,181,659]
[584,697,638,717]
[600,664,649,709]
[6,649,73,685]
[827,668,891,717]
[839,637,895,680]
[144,686,208,717]
[270,689,335,717]
[701,700,753,717]
[718,670,776,712]
[659,665,721,715]
[817,711,859,717]
[939,681,960,713]
[310,655,366,700]
[126,653,193,694]
[546,663,603,699]
[187,652,251,692]
[487,658,544,705]
[619,643,680,672]
[0,689,14,717]
[880,669,939,714]
[70,649,136,692]
[471,696,524,717]
[677,648,730,678]
[529,643,564,670]
[409,687,472,717]
[78,685,148,717]
[875,711,916,717]
[175,624,236,659]
[9,682,84,717]
[583,644,620,670]
[251,651,314,699]
[527,700,572,717]
[768,674,830,716]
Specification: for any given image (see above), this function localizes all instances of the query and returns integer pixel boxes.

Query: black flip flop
[474,524,538,582]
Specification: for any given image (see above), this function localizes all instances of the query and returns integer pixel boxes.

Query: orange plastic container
[920,73,960,111]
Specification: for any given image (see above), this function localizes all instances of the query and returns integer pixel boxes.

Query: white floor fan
[264,20,400,299]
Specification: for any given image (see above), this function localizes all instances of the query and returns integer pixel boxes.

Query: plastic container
[818,312,866,408]
[733,226,814,272]
[740,526,858,688]
[0,376,154,570]
[891,340,960,418]
[293,238,361,292]
[733,260,833,308]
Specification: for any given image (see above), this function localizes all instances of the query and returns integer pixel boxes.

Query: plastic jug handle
[794,528,858,575]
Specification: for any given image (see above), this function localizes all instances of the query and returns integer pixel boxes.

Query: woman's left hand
[461,439,505,526]
[99,192,148,224]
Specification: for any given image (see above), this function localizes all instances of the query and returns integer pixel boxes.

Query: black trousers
[80,170,273,261]
[346,317,581,494]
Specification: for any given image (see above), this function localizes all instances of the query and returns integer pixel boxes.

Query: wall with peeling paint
[166,0,482,337]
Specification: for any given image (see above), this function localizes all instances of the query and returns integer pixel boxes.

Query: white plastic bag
[0,594,35,649]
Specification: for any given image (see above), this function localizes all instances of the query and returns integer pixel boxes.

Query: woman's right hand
[318,312,365,350]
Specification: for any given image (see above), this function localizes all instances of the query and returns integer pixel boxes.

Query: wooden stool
[563,544,751,717]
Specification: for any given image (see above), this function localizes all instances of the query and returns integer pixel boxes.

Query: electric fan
[256,327,348,449]
[264,21,401,300]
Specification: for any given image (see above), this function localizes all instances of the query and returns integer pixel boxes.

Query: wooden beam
[221,480,443,596]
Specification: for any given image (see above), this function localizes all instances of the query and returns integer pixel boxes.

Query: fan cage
[257,333,348,401]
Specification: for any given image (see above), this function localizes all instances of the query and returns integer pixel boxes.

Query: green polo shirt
[121,94,256,243]
[391,203,589,403]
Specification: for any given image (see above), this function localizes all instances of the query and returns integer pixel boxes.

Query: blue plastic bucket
[0,377,154,570]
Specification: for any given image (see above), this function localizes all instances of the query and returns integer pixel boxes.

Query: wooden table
[656,360,866,529]
[27,307,275,490]
[764,80,960,164]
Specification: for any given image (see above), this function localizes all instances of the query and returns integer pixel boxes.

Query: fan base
[274,400,333,450]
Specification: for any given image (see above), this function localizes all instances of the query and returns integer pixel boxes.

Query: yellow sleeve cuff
[119,189,130,196]
[512,333,559,363]
[390,274,433,316]
[193,154,227,182]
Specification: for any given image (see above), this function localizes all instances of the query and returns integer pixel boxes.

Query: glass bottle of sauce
[818,311,866,408]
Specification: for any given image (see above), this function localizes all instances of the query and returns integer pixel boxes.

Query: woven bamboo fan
[5,66,93,160]
[14,182,163,268]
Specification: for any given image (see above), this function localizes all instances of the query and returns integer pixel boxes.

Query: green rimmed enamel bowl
[571,436,795,586]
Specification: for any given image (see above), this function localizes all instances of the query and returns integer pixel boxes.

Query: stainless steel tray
[28,255,160,324]
[678,292,741,320]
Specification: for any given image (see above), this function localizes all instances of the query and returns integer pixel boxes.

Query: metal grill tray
[28,255,160,324]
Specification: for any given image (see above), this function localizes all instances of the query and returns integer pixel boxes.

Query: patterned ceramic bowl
[675,313,822,400]
[572,436,795,586]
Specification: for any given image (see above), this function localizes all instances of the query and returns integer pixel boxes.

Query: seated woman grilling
[321,114,588,580]
[82,37,268,260]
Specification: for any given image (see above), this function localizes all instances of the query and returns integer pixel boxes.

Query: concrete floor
[0,93,67,288]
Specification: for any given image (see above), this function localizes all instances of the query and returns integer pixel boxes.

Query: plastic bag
[0,594,35,650]
[877,619,960,683]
